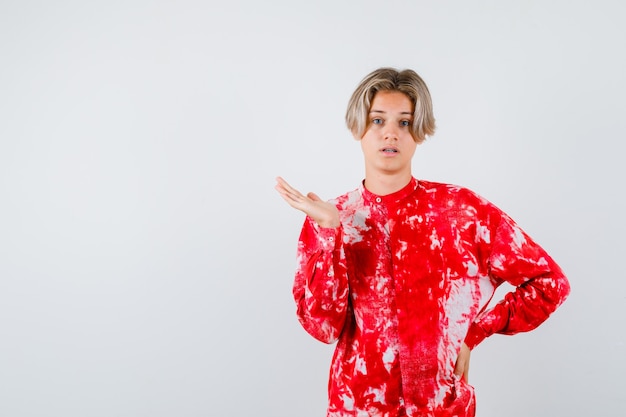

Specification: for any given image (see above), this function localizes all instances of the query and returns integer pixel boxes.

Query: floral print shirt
[292,178,570,417]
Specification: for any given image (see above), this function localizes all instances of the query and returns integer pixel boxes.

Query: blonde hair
[345,67,436,143]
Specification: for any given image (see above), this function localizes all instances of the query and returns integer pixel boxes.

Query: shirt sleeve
[292,216,350,344]
[464,209,571,349]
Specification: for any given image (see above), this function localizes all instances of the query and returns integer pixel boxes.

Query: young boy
[275,68,570,417]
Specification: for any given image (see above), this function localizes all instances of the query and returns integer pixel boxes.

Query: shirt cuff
[464,322,489,350]
[315,225,342,252]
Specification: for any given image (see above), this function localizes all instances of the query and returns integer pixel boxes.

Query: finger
[276,177,305,201]
[275,177,291,195]
[307,192,321,202]
[275,186,311,211]
[454,344,470,382]
[453,360,463,378]
[275,176,289,188]
[453,349,469,379]
[458,361,469,382]
[276,176,298,194]
[276,188,304,206]
[454,361,468,382]
[461,342,472,382]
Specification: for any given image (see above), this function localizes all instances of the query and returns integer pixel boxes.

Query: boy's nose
[383,126,399,140]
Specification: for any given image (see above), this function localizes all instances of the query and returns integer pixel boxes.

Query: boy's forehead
[369,91,414,113]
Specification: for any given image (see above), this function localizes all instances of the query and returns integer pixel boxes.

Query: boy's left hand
[454,342,470,382]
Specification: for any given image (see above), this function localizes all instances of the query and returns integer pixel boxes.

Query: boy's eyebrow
[369,110,413,115]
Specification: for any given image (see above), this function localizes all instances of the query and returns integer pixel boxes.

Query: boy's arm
[464,211,571,349]
[292,217,349,344]
[275,177,347,343]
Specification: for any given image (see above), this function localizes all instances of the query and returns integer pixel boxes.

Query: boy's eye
[400,120,411,127]
[372,118,383,125]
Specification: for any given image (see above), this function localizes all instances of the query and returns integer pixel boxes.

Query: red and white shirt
[293,178,570,417]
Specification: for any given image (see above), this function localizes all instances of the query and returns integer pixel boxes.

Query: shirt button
[329,237,334,242]
[376,197,382,203]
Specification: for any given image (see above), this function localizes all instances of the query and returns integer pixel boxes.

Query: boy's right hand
[275,176,340,228]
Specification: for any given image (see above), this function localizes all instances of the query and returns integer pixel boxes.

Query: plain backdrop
[1,1,624,416]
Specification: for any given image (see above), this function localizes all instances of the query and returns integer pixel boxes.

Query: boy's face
[358,90,417,178]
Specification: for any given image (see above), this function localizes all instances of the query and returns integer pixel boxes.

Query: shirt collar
[360,177,419,206]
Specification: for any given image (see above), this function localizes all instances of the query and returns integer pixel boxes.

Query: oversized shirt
[293,178,570,417]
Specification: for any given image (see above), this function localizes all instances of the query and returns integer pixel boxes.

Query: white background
[1,1,624,416]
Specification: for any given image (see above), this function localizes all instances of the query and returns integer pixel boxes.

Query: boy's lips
[381,147,399,154]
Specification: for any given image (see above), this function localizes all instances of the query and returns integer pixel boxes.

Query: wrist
[317,219,340,228]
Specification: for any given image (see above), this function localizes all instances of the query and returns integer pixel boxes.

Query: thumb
[307,192,322,201]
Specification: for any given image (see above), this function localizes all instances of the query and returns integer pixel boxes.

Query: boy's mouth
[382,147,398,153]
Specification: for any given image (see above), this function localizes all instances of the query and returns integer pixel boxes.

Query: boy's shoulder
[418,179,487,203]
[331,185,363,208]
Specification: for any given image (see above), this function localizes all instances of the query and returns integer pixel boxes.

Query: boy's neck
[363,172,413,196]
